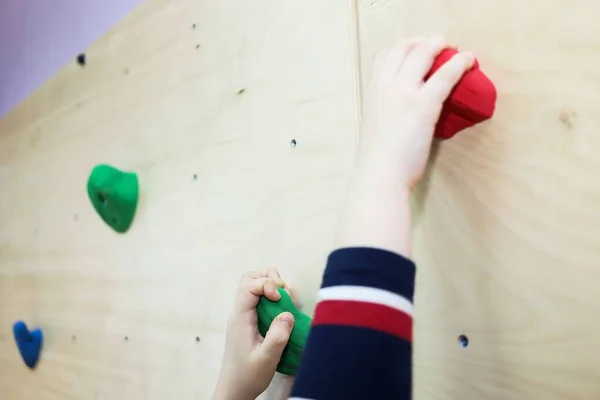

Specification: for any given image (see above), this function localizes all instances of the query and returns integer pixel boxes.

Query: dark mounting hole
[76,53,86,67]
[195,336,200,343]
[236,88,246,96]
[458,334,469,348]
[195,44,200,49]
[193,174,198,180]
[97,193,108,206]
[290,139,297,148]
[192,23,196,29]
[124,336,129,341]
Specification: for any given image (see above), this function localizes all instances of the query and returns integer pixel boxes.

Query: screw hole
[195,336,200,343]
[192,23,196,29]
[236,88,246,96]
[195,44,200,50]
[72,335,76,341]
[290,139,297,148]
[458,334,469,348]
[76,53,86,67]
[193,174,198,180]
[97,193,108,206]
[124,336,129,342]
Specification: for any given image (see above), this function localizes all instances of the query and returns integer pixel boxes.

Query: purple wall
[0,0,143,118]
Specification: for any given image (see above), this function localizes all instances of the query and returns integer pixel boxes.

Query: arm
[290,36,474,399]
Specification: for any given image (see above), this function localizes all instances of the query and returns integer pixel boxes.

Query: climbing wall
[0,0,355,398]
[2,0,600,399]
[358,0,600,399]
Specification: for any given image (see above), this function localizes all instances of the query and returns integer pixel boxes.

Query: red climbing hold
[426,48,497,140]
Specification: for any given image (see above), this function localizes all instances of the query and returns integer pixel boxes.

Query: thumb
[258,312,295,365]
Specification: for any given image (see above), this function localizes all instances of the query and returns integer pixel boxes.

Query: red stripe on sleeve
[312,300,413,342]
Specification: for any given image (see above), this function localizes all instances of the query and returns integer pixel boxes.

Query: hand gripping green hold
[86,164,139,233]
[256,287,312,376]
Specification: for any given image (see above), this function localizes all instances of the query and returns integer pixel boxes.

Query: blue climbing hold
[13,321,43,369]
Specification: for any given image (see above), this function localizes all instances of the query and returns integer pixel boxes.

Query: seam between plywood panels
[348,0,363,143]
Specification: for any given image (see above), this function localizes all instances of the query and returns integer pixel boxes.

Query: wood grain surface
[0,0,355,398]
[2,0,600,399]
[359,0,600,399]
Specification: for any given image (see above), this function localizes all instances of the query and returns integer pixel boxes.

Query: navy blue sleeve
[290,247,416,400]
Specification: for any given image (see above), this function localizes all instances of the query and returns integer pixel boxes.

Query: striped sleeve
[290,247,416,400]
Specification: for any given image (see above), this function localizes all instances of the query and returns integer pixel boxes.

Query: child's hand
[212,269,295,400]
[357,35,475,189]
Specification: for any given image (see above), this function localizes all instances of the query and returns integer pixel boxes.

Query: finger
[397,35,446,86]
[248,277,280,299]
[247,269,269,279]
[378,37,427,84]
[423,51,475,102]
[267,268,286,288]
[235,277,275,312]
[256,312,295,367]
[237,269,269,290]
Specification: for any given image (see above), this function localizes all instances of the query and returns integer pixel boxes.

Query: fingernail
[462,52,475,67]
[280,313,294,328]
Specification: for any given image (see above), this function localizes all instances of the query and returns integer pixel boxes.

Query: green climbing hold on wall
[86,164,139,233]
[256,287,312,376]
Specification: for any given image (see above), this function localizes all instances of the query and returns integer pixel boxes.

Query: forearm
[290,150,416,400]
[212,376,254,400]
[211,386,244,400]
[335,155,412,257]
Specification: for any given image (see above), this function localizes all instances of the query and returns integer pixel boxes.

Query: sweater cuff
[313,247,417,342]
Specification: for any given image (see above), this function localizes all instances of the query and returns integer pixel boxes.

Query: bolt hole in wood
[97,193,108,206]
[195,336,201,343]
[76,53,86,67]
[458,334,469,348]
[290,139,297,148]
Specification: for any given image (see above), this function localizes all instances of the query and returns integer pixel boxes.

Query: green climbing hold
[86,164,139,233]
[256,287,312,376]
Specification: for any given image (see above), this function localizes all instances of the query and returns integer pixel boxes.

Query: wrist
[353,148,412,192]
[212,379,251,400]
[351,160,411,195]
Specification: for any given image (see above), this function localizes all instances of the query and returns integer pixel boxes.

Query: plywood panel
[0,0,356,398]
[358,0,600,399]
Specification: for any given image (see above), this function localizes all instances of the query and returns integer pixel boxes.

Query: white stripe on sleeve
[318,285,413,316]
